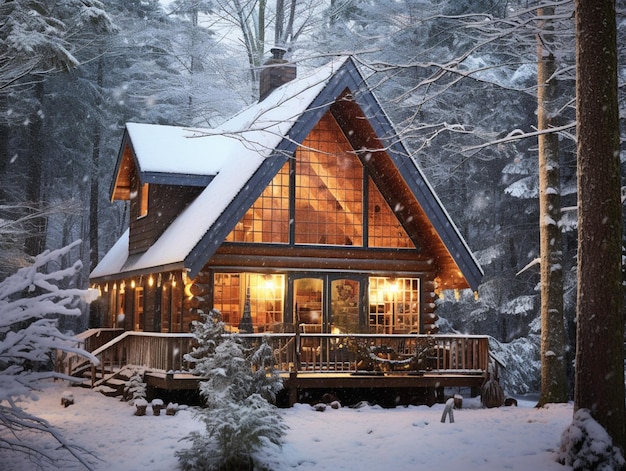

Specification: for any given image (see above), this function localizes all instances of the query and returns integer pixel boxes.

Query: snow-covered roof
[126,57,349,178]
[91,57,350,280]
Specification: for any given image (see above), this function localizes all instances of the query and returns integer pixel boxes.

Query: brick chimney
[259,47,297,101]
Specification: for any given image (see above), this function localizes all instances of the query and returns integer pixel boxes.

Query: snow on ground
[5,379,573,471]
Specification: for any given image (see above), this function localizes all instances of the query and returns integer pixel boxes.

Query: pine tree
[178,309,287,471]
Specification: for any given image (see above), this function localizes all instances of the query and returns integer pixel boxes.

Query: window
[294,113,363,245]
[225,110,416,249]
[134,286,144,330]
[368,178,413,248]
[139,183,149,218]
[369,277,420,334]
[226,163,289,243]
[213,273,285,332]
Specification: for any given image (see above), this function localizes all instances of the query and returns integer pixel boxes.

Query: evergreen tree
[178,309,287,471]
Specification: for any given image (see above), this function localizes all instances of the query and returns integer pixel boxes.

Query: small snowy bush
[177,393,286,470]
[177,309,287,470]
[558,408,626,471]
[124,370,147,404]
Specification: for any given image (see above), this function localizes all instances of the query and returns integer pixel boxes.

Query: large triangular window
[294,113,363,246]
[226,111,415,249]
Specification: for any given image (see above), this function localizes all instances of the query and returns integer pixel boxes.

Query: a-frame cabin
[90,54,482,337]
[82,53,487,403]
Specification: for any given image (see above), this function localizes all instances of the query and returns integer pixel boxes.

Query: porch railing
[76,331,490,386]
[54,328,125,378]
[88,332,198,384]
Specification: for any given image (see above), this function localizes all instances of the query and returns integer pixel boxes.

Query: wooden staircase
[72,363,143,398]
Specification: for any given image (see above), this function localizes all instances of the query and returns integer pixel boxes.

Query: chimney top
[270,47,287,60]
[259,47,297,101]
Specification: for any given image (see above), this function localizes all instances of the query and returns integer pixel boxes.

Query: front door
[290,274,366,333]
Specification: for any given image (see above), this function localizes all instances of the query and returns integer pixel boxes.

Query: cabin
[79,52,487,405]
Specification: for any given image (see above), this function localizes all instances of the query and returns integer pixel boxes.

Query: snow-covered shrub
[177,309,287,470]
[124,369,147,404]
[0,241,97,468]
[177,393,286,470]
[558,408,625,471]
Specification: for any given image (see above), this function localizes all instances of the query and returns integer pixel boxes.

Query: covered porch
[58,329,491,406]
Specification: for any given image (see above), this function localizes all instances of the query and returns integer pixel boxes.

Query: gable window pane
[226,163,289,243]
[295,112,363,246]
[368,178,413,248]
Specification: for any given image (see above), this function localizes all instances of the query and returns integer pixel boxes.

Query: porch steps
[71,365,137,398]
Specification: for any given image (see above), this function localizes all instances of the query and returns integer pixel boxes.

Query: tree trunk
[89,55,103,271]
[536,5,567,406]
[24,79,47,257]
[574,0,625,453]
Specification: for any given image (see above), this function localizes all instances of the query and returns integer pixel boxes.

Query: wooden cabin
[83,53,486,404]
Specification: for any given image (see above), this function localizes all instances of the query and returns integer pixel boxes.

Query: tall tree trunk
[536,5,567,406]
[24,79,47,257]
[89,55,104,271]
[574,0,625,452]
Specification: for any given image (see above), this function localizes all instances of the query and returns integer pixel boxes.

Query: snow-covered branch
[0,240,98,469]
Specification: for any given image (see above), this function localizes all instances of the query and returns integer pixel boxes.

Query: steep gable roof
[91,56,482,291]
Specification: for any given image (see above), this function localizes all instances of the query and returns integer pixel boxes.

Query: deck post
[288,371,298,406]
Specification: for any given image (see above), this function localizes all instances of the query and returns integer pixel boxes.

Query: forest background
[1,0,625,396]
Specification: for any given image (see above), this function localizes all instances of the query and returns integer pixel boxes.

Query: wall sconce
[130,280,136,289]
[148,275,154,287]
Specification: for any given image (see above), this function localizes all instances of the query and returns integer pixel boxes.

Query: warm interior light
[130,280,136,289]
[148,276,154,287]
[264,275,275,290]
[387,278,399,293]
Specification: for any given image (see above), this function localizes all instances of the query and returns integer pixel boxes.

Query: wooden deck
[59,330,491,406]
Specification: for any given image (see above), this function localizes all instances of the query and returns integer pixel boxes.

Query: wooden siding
[129,184,203,255]
[209,244,436,273]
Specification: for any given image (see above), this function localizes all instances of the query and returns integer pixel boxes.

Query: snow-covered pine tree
[185,308,226,368]
[0,240,97,469]
[177,309,287,470]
